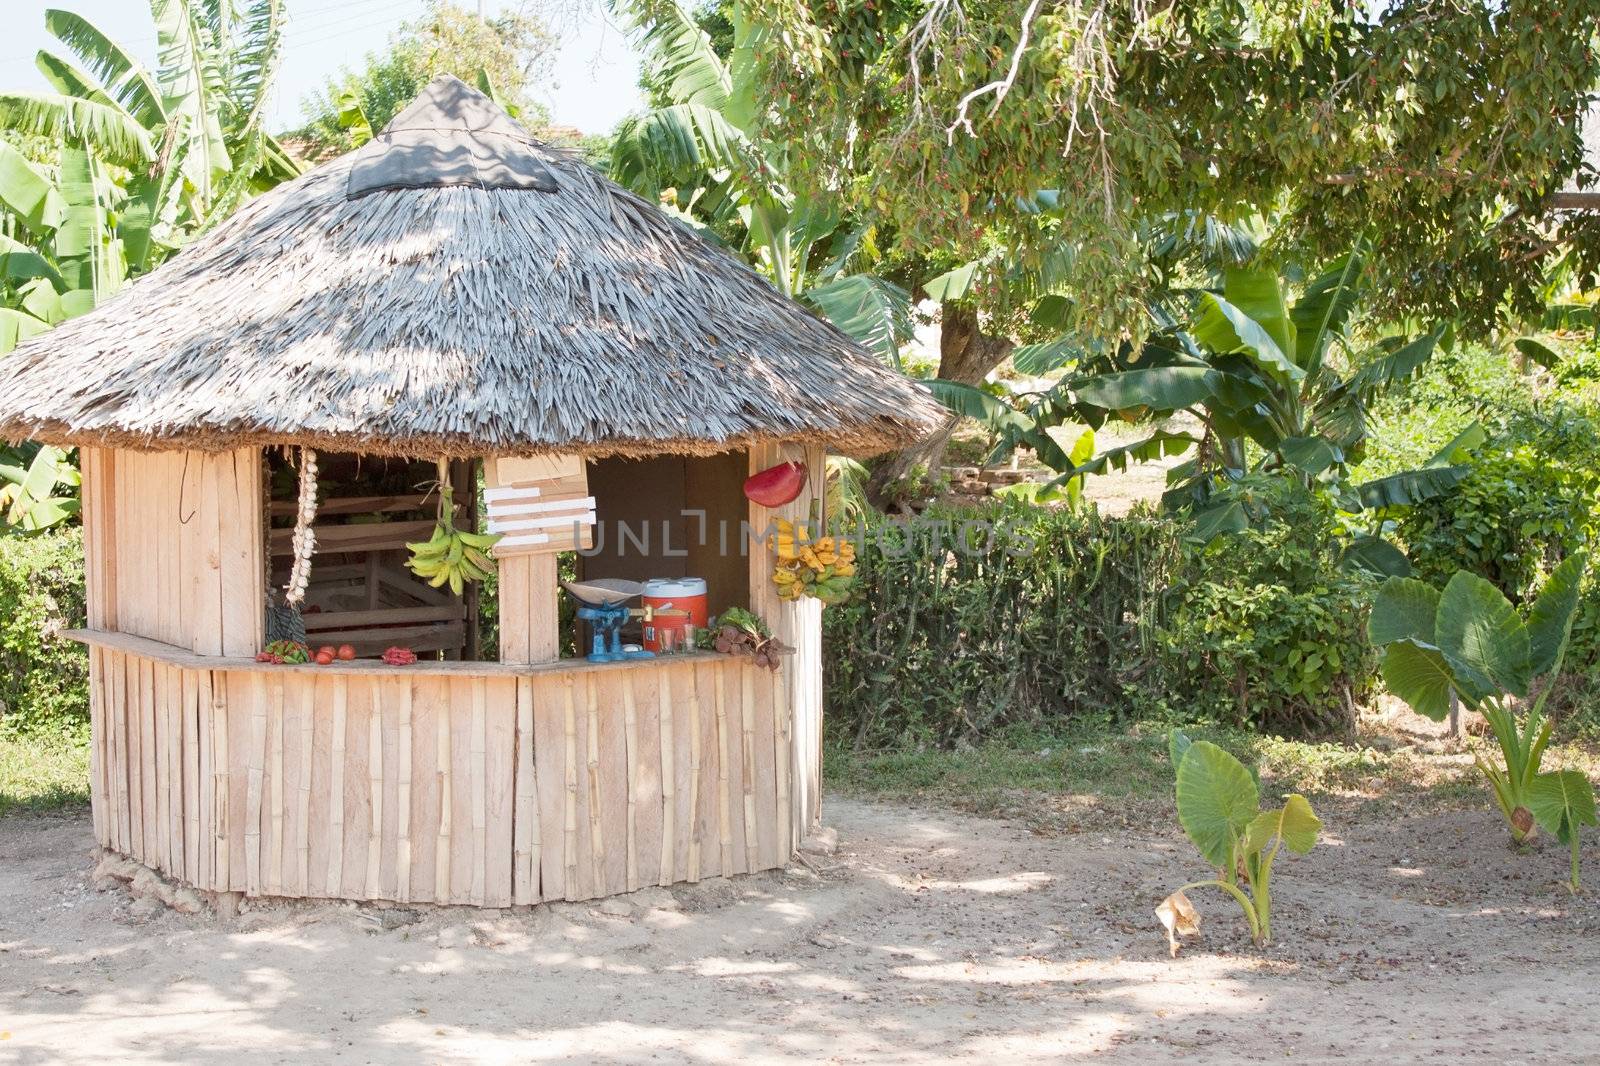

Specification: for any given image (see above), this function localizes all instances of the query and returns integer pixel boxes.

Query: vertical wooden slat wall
[747,443,826,849]
[87,650,788,904]
[94,447,264,655]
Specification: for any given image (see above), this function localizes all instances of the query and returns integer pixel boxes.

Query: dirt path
[3,795,1598,1064]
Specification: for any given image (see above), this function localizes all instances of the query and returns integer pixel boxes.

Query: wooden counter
[72,629,793,908]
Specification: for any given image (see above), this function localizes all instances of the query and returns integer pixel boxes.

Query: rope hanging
[284,447,318,607]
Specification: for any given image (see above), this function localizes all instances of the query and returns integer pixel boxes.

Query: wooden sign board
[486,455,594,556]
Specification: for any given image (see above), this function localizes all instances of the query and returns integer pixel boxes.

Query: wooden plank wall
[86,447,264,656]
[746,444,826,849]
[89,651,787,904]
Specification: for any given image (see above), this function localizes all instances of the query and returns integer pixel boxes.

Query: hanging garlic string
[284,447,318,607]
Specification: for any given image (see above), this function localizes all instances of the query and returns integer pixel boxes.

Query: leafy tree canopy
[294,1,557,154]
[744,0,1600,337]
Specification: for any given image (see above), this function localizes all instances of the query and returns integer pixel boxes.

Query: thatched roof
[0,76,943,459]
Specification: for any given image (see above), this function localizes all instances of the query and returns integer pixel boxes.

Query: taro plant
[1368,553,1594,859]
[1528,771,1597,894]
[1157,731,1322,955]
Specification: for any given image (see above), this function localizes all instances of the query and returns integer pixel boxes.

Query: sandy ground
[3,793,1600,1065]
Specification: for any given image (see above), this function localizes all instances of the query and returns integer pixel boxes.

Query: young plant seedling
[1158,731,1321,955]
[1368,553,1594,860]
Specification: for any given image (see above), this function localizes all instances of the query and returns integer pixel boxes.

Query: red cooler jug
[640,577,708,651]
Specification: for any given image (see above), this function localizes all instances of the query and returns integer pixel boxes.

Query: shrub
[1398,407,1599,600]
[0,529,89,738]
[822,501,1184,749]
[823,494,1376,747]
[1158,491,1376,736]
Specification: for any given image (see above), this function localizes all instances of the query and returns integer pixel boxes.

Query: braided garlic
[284,447,318,607]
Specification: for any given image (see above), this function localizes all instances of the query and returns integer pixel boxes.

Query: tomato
[317,645,336,658]
[315,650,335,666]
[337,644,356,661]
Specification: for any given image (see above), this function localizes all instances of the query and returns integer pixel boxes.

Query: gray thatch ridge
[0,76,943,459]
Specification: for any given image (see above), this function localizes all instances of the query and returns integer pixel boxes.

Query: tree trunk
[867,303,1014,510]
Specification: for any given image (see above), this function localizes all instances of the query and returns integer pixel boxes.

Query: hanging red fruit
[744,461,808,507]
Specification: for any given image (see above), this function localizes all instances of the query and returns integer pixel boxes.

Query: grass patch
[822,719,1574,831]
[0,731,90,816]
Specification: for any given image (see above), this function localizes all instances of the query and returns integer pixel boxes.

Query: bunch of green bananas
[406,523,502,596]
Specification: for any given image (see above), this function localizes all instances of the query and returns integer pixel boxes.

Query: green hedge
[822,502,1183,748]
[822,496,1375,747]
[0,529,89,738]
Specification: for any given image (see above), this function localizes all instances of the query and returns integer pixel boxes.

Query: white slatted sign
[486,456,595,556]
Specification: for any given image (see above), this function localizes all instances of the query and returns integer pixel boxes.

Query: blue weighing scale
[561,579,658,664]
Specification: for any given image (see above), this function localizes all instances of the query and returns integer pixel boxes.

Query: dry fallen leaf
[1156,890,1201,957]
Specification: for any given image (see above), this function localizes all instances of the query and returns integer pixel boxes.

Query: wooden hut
[0,76,941,908]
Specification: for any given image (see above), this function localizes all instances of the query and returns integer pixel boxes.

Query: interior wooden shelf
[65,628,723,680]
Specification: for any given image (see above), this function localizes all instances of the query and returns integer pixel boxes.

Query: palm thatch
[0,76,943,459]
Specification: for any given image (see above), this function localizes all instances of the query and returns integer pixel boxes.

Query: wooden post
[747,444,826,850]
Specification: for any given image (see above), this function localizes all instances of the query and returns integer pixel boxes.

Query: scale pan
[561,578,644,607]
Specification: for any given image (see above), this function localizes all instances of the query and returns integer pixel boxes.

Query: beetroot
[743,461,807,507]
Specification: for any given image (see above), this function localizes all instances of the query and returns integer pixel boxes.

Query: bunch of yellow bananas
[770,519,858,605]
[407,523,502,596]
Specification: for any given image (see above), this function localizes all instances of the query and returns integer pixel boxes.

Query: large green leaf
[805,275,913,367]
[1513,337,1561,370]
[1244,793,1321,855]
[1527,553,1588,678]
[1011,336,1079,375]
[44,8,166,127]
[1278,435,1339,475]
[923,260,983,303]
[1221,266,1295,364]
[1175,740,1260,870]
[1380,639,1457,720]
[1341,330,1441,397]
[0,234,63,287]
[1192,292,1304,384]
[610,103,762,199]
[1527,770,1597,846]
[1168,729,1194,773]
[150,0,233,200]
[1051,430,1198,481]
[1339,536,1411,578]
[1290,250,1365,372]
[615,0,732,113]
[0,308,52,354]
[1369,576,1441,646]
[923,380,1023,433]
[1185,499,1248,544]
[1437,571,1530,700]
[0,141,66,235]
[1428,420,1486,466]
[0,90,153,165]
[1073,366,1221,412]
[1354,465,1468,510]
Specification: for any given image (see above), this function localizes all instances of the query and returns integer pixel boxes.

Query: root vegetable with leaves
[1369,553,1595,881]
[706,607,792,671]
[1158,731,1322,954]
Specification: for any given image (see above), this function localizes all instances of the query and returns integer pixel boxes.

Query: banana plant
[0,3,298,243]
[1158,731,1322,954]
[608,0,913,362]
[1369,553,1593,860]
[929,252,1459,565]
[0,443,80,532]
